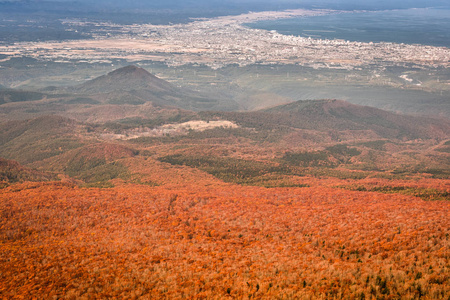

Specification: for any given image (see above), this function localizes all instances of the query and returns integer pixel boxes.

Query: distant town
[1,9,449,70]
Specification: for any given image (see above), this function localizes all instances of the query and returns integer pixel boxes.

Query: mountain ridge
[0,157,56,184]
[71,65,177,94]
[65,65,238,111]
[201,99,450,140]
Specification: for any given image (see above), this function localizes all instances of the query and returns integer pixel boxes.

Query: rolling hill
[1,95,449,188]
[0,115,85,164]
[0,66,239,123]
[0,116,140,186]
[66,65,238,111]
[201,99,450,140]
[0,89,44,105]
[72,65,176,94]
[0,158,56,186]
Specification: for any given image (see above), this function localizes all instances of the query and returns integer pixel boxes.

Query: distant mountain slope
[0,99,448,187]
[202,99,450,140]
[0,158,55,184]
[319,100,445,138]
[67,65,238,111]
[0,116,136,185]
[0,89,44,105]
[47,143,136,185]
[0,66,238,122]
[73,65,176,94]
[265,99,450,139]
[0,115,85,164]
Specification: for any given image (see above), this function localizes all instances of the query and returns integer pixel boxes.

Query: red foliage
[0,182,448,299]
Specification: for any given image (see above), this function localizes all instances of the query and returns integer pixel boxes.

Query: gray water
[247,8,450,47]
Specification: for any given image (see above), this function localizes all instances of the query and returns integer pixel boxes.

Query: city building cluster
[1,9,449,70]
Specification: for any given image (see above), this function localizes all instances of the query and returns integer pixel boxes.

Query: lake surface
[246,8,450,47]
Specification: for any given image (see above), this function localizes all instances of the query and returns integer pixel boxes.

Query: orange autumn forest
[1,0,450,299]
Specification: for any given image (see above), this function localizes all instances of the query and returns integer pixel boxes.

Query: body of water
[247,8,450,47]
